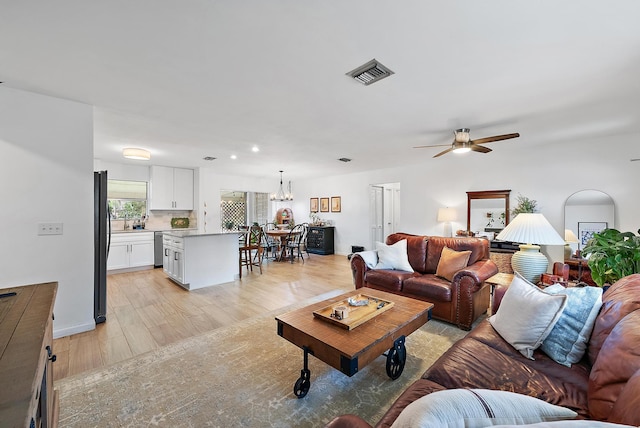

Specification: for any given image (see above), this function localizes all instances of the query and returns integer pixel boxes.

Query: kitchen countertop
[112,228,198,234]
[163,230,239,238]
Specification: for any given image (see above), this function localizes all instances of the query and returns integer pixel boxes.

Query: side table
[485,273,514,316]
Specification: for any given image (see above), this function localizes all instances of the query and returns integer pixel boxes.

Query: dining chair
[260,223,278,260]
[239,225,263,278]
[285,223,308,263]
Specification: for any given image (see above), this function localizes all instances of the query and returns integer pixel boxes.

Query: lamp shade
[496,213,564,283]
[437,207,457,222]
[496,213,565,245]
[564,229,579,243]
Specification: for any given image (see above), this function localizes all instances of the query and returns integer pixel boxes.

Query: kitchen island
[163,231,239,290]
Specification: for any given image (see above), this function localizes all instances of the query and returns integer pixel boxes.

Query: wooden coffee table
[275,287,433,398]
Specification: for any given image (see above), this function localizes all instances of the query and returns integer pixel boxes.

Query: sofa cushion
[489,273,567,359]
[365,269,417,293]
[588,310,640,421]
[386,233,428,273]
[390,388,577,428]
[422,321,592,419]
[608,368,640,426]
[436,246,472,281]
[540,284,603,367]
[588,274,640,365]
[375,239,414,272]
[425,236,488,273]
[403,274,452,302]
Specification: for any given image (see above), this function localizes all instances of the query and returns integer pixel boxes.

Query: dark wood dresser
[0,282,58,428]
[307,226,335,255]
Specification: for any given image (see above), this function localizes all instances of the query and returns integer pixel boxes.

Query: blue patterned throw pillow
[540,284,603,367]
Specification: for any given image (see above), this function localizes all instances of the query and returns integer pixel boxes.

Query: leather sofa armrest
[454,259,499,291]
[350,253,370,289]
[324,414,373,428]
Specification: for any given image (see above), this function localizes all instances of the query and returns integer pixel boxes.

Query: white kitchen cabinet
[163,231,238,290]
[108,232,155,271]
[149,166,194,210]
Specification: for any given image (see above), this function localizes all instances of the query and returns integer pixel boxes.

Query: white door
[369,185,384,249]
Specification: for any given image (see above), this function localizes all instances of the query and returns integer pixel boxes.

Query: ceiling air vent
[338,158,352,163]
[203,156,217,161]
[346,59,394,86]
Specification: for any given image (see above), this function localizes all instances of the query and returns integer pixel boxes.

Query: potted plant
[581,228,640,287]
[512,194,538,216]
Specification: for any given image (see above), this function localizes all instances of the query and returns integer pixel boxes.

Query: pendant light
[270,171,293,201]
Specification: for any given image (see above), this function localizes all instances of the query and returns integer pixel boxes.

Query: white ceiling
[2,1,639,180]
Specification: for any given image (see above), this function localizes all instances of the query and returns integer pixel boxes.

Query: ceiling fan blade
[433,147,454,158]
[470,144,492,153]
[471,133,520,145]
[413,143,453,149]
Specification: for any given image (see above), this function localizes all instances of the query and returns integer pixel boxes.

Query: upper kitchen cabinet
[149,166,194,210]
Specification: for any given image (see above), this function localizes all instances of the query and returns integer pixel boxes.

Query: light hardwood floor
[53,254,354,381]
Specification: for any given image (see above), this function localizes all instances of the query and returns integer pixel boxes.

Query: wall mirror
[467,190,511,237]
[564,189,615,256]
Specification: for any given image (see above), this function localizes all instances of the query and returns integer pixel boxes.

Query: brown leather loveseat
[350,233,498,330]
[326,274,640,428]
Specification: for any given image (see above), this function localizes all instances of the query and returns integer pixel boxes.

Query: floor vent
[346,59,394,86]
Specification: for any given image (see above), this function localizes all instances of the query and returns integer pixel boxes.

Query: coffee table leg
[293,346,313,398]
[385,336,406,380]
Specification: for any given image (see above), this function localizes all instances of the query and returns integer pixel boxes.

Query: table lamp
[496,213,565,283]
[437,207,457,237]
[564,229,579,260]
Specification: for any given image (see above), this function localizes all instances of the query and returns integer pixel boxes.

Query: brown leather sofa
[326,274,640,428]
[350,233,498,330]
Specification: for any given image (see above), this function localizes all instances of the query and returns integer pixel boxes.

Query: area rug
[56,294,471,428]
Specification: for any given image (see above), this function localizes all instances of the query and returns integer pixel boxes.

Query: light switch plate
[38,223,63,235]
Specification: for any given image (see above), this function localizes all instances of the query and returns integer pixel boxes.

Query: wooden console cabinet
[0,282,58,428]
[307,226,335,255]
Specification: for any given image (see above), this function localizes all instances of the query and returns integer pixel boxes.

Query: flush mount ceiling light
[122,148,151,160]
[346,58,394,86]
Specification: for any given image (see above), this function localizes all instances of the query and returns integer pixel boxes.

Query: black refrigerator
[94,170,111,324]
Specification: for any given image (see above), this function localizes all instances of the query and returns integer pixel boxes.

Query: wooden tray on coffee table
[313,293,394,330]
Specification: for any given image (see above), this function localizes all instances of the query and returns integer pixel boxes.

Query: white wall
[0,87,94,338]
[293,136,640,265]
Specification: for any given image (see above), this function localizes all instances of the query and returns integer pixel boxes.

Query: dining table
[265,229,300,261]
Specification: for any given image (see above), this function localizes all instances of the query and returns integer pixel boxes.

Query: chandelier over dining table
[270,170,293,201]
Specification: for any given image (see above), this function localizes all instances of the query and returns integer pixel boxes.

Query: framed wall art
[310,197,319,213]
[331,196,341,212]
[578,222,607,246]
[320,197,329,212]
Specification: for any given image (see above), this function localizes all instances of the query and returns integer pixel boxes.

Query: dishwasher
[154,231,164,267]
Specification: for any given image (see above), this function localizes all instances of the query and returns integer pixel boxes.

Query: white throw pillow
[489,272,568,360]
[374,240,414,272]
[492,422,635,428]
[391,388,577,428]
[540,284,603,367]
[355,250,378,269]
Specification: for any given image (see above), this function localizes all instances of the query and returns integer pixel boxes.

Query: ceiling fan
[414,128,520,158]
